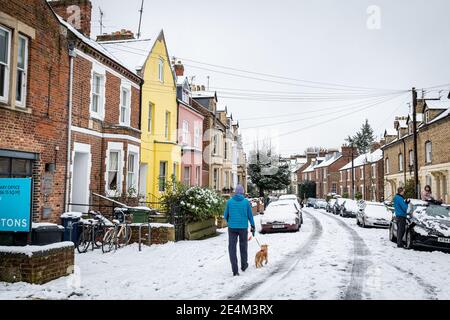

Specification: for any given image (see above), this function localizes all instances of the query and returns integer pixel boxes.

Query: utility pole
[99,7,104,35]
[412,87,419,198]
[137,0,144,39]
[351,145,355,200]
[207,76,210,91]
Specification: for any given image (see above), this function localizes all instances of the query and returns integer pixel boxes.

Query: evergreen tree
[346,119,375,154]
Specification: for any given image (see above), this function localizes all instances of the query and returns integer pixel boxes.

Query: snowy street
[1,208,450,300]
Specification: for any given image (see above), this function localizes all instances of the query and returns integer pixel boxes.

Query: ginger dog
[255,244,269,268]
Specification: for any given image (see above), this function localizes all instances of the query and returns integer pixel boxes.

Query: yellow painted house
[100,30,181,199]
[139,30,181,198]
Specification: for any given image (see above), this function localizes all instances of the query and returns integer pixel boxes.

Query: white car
[356,201,391,228]
[339,199,359,218]
[260,200,302,233]
[278,194,301,209]
[314,199,327,209]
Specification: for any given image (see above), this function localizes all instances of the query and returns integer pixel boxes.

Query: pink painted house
[175,62,204,186]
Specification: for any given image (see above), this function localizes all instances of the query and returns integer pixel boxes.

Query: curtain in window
[108,152,118,190]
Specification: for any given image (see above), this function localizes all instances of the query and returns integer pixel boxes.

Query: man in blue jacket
[393,187,409,248]
[223,185,255,276]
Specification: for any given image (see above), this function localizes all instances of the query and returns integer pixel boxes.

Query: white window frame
[183,166,191,186]
[425,141,432,164]
[90,64,106,120]
[360,167,364,180]
[182,120,189,145]
[0,25,11,103]
[347,169,350,181]
[340,171,343,182]
[398,153,403,172]
[119,83,131,126]
[371,164,376,178]
[126,145,139,194]
[159,161,168,192]
[158,57,164,82]
[15,34,28,107]
[409,150,414,167]
[385,158,390,174]
[194,124,201,148]
[105,142,123,196]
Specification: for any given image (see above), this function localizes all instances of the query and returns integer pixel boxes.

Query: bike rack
[138,222,152,252]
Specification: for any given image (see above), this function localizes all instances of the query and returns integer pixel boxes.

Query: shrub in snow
[160,182,225,222]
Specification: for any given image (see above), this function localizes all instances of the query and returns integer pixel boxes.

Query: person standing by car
[421,185,443,205]
[394,187,409,248]
[223,184,255,276]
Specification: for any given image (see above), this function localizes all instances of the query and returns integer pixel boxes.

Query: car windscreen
[364,205,391,219]
[425,205,450,218]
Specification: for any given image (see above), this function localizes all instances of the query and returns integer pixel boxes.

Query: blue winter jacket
[223,194,255,229]
[393,194,408,217]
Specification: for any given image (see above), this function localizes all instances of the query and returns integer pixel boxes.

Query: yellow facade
[140,31,181,199]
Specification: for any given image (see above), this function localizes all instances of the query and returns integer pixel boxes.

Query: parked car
[306,198,317,207]
[389,200,450,251]
[260,200,302,233]
[314,199,327,209]
[338,198,359,218]
[279,194,302,210]
[333,198,347,215]
[356,201,391,228]
[326,199,336,213]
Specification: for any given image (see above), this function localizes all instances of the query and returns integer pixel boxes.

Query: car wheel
[356,218,360,226]
[405,229,414,249]
[362,218,366,228]
[389,224,397,243]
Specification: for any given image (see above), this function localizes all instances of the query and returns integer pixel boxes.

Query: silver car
[356,201,391,228]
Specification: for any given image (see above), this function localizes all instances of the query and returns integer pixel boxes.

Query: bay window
[107,151,120,192]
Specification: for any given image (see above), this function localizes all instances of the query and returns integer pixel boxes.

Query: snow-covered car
[278,194,302,209]
[389,201,450,251]
[326,199,336,213]
[306,198,317,207]
[337,198,359,218]
[260,200,302,233]
[356,201,391,228]
[314,199,327,209]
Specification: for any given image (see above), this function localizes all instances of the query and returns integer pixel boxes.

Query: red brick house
[0,0,70,223]
[49,0,143,212]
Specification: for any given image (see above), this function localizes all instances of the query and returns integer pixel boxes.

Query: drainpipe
[64,43,77,212]
[402,137,407,187]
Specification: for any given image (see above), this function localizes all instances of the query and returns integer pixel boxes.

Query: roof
[395,119,407,129]
[315,154,342,168]
[339,149,382,170]
[384,129,397,136]
[176,75,189,86]
[427,108,449,125]
[192,91,218,99]
[424,99,449,110]
[56,15,141,79]
[302,163,316,173]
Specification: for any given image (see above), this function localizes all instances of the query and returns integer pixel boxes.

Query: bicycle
[76,211,110,254]
[102,208,133,253]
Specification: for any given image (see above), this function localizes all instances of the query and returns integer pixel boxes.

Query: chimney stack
[49,0,92,37]
[174,60,184,77]
[96,29,135,42]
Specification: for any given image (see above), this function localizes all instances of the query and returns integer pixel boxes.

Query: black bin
[31,224,64,245]
[61,216,81,243]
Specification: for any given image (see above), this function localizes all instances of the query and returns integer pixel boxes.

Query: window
[371,164,376,178]
[332,183,337,194]
[385,158,390,174]
[213,168,219,190]
[120,87,131,126]
[213,134,218,155]
[172,162,178,182]
[182,88,189,104]
[159,161,167,192]
[165,111,170,139]
[398,153,403,172]
[224,172,229,188]
[409,150,414,167]
[425,141,432,164]
[107,151,120,191]
[183,166,191,186]
[425,111,429,123]
[15,35,28,106]
[91,73,104,118]
[224,141,228,160]
[182,120,189,145]
[340,171,343,182]
[0,26,11,103]
[347,169,350,181]
[323,168,327,181]
[158,58,164,82]
[194,124,201,148]
[360,167,364,180]
[196,166,201,186]
[127,153,137,191]
[148,102,154,134]
[0,157,32,178]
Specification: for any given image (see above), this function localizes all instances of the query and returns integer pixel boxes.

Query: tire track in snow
[321,211,371,300]
[226,210,323,300]
[389,264,438,299]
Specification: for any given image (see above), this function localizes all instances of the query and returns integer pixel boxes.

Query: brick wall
[0,0,70,223]
[128,224,175,245]
[0,244,74,284]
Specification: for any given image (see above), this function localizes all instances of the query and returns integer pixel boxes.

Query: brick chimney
[370,141,381,153]
[49,0,92,37]
[341,145,357,158]
[173,60,184,77]
[96,29,136,42]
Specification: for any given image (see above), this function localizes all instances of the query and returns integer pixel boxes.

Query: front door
[71,145,91,213]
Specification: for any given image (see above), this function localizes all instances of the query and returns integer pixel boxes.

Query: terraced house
[49,0,143,212]
[100,29,181,200]
[382,94,450,202]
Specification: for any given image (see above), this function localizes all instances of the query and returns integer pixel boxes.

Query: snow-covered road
[1,208,450,300]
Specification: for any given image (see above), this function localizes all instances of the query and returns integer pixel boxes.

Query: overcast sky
[90,0,450,156]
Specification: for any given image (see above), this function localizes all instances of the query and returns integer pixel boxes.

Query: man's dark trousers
[228,228,248,274]
[397,216,407,247]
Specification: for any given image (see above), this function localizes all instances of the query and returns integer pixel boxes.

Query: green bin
[128,207,152,223]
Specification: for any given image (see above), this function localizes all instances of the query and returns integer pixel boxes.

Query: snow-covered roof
[339,149,382,170]
[368,149,383,163]
[424,99,449,110]
[99,37,156,74]
[302,163,315,173]
[426,108,449,125]
[395,119,407,129]
[315,155,342,169]
[384,128,397,136]
[192,91,217,99]
[176,75,189,86]
[56,15,141,78]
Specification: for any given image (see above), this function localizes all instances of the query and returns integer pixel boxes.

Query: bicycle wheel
[76,227,91,253]
[94,224,105,248]
[101,228,115,253]
[118,225,132,247]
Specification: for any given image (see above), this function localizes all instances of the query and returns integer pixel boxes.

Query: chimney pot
[49,0,93,37]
